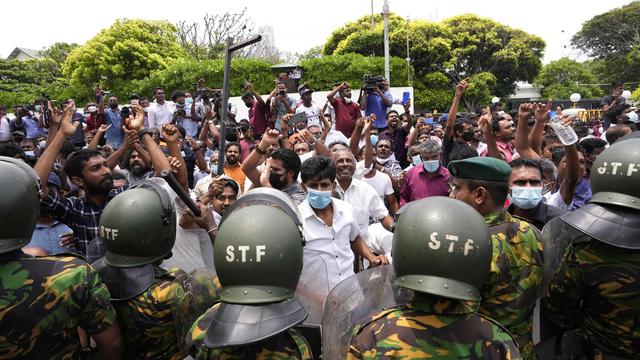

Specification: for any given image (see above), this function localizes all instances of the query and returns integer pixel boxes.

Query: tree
[322,13,545,111]
[175,9,266,60]
[63,19,185,102]
[299,53,409,91]
[323,14,406,56]
[39,42,79,77]
[132,58,276,99]
[571,1,640,82]
[535,57,603,99]
[0,59,72,107]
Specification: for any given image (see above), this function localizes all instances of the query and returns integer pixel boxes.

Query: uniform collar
[483,210,511,227]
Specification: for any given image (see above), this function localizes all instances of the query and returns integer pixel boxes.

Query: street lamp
[569,93,581,108]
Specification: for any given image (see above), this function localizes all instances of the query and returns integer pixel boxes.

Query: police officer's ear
[472,186,489,206]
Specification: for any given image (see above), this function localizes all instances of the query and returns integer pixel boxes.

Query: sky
[0,0,633,64]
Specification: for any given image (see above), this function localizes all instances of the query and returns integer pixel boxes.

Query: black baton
[160,169,201,217]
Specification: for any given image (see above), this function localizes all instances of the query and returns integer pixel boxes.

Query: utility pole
[383,0,390,84]
[217,35,262,175]
[370,0,375,31]
[406,16,411,86]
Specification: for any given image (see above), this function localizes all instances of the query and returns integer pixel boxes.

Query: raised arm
[530,102,550,156]
[89,124,110,150]
[34,104,78,198]
[241,128,280,187]
[514,103,541,159]
[444,80,469,141]
[479,109,502,160]
[162,123,188,191]
[126,105,172,176]
[350,117,364,156]
[559,120,581,205]
[363,116,374,169]
[106,127,138,170]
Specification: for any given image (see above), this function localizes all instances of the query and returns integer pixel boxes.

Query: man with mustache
[35,103,126,256]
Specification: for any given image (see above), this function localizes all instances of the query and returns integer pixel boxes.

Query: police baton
[160,169,201,217]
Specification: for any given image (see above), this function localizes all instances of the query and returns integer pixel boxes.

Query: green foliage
[571,1,640,82]
[132,58,275,98]
[299,53,409,90]
[322,13,545,111]
[535,57,603,99]
[63,19,185,102]
[413,72,452,112]
[630,86,640,101]
[0,59,72,107]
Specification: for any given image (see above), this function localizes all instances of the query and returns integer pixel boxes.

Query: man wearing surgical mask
[327,81,361,138]
[507,158,565,230]
[399,140,451,206]
[84,102,104,132]
[299,156,389,290]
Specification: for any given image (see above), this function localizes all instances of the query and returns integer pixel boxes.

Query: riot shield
[295,253,331,359]
[170,268,221,356]
[85,236,107,263]
[321,266,413,359]
[540,216,587,295]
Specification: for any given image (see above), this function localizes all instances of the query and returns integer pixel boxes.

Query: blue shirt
[365,91,392,128]
[22,116,46,139]
[103,108,124,148]
[28,221,74,255]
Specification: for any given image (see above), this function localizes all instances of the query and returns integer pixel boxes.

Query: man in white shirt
[148,87,175,130]
[295,84,322,129]
[0,106,11,142]
[299,156,389,290]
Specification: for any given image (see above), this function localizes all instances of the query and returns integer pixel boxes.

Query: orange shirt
[224,163,246,193]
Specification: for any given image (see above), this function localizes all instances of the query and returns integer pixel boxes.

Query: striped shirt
[40,188,124,256]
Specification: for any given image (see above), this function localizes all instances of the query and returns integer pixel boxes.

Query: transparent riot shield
[295,253,331,359]
[85,236,107,263]
[321,266,413,359]
[170,268,221,357]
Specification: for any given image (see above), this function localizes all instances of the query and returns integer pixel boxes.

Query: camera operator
[269,80,295,132]
[171,90,199,138]
[359,75,392,130]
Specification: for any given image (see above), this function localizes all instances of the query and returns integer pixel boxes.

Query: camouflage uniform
[348,294,521,359]
[543,238,640,358]
[187,303,313,360]
[480,211,544,359]
[113,266,220,360]
[0,252,116,359]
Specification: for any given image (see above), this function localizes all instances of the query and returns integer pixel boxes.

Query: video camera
[363,74,385,92]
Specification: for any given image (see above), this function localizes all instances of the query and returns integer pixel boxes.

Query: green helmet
[99,179,176,267]
[392,196,492,301]
[589,138,640,211]
[0,157,41,254]
[214,204,304,304]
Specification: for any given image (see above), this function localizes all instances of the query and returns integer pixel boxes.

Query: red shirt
[239,138,255,163]
[85,113,104,132]
[400,165,451,206]
[248,101,271,137]
[331,98,361,138]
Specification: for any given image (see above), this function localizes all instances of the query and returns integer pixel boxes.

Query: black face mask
[462,130,475,141]
[269,172,288,190]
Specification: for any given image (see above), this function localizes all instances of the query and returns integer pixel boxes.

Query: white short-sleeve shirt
[336,178,388,242]
[299,198,360,290]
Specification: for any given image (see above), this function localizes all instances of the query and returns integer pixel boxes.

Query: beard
[226,156,238,165]
[85,175,114,195]
[131,164,150,177]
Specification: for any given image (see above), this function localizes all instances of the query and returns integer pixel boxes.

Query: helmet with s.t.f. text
[392,196,492,301]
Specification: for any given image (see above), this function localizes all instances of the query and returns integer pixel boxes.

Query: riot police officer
[543,138,640,359]
[187,188,312,359]
[347,196,521,359]
[0,157,123,359]
[92,178,219,359]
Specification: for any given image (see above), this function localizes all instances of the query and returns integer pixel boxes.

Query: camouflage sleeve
[78,264,118,335]
[542,244,583,329]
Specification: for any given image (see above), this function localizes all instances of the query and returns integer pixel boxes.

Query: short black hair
[171,90,186,102]
[465,178,509,207]
[225,141,241,156]
[605,125,631,145]
[491,117,502,133]
[449,144,478,161]
[580,138,607,155]
[509,157,543,179]
[271,148,301,180]
[222,178,240,195]
[154,87,164,95]
[542,134,560,150]
[376,137,395,150]
[573,122,589,138]
[386,110,399,119]
[453,118,474,136]
[0,142,25,160]
[300,156,336,183]
[64,149,104,178]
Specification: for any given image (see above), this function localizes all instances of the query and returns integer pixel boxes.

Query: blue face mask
[370,135,379,146]
[34,105,42,112]
[411,155,422,166]
[210,164,218,174]
[185,97,193,106]
[510,186,543,209]
[423,159,439,173]
[307,188,332,209]
[24,150,36,158]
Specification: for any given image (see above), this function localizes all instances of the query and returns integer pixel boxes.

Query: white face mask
[627,111,639,123]
[376,156,390,165]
